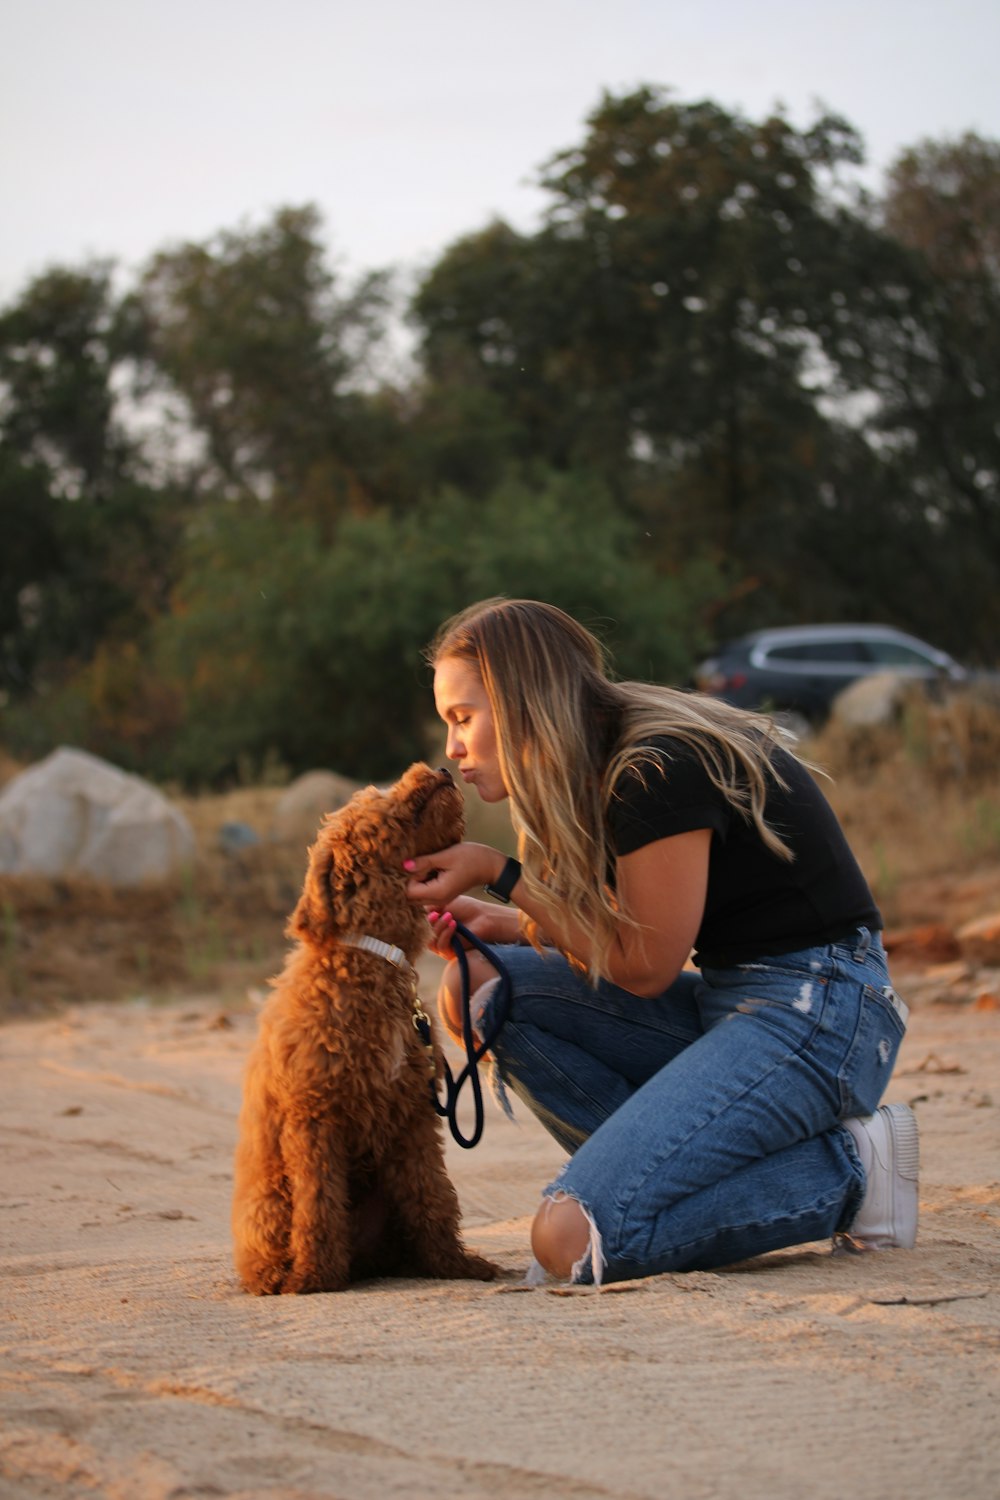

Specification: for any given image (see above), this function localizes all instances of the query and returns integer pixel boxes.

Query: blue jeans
[478,928,908,1284]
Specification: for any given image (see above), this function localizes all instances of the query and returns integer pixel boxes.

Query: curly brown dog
[232,762,499,1294]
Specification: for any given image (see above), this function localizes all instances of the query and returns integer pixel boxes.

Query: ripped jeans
[478,928,907,1284]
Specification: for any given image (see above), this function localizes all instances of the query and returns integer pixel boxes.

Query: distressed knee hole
[533,1190,607,1286]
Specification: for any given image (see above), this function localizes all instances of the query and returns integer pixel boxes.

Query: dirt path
[2,972,998,1500]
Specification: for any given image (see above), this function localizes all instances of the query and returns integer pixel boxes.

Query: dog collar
[340,936,428,1057]
[341,933,415,976]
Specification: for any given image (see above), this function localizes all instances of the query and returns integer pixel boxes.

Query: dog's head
[289,762,465,957]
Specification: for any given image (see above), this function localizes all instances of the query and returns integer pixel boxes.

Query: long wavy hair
[427,598,798,982]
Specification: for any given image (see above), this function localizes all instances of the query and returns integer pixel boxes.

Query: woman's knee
[437,954,500,1044]
[530,1194,593,1279]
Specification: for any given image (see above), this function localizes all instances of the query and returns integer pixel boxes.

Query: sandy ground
[2,955,999,1500]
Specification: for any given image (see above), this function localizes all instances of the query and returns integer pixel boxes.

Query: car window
[864,641,939,668]
[765,641,868,663]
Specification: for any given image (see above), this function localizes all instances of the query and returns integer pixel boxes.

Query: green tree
[873,135,1000,611]
[121,472,720,785]
[883,133,1000,283]
[411,91,905,612]
[132,205,394,517]
[0,262,132,495]
[411,93,1000,654]
[0,453,58,694]
[0,264,188,700]
[785,131,1000,661]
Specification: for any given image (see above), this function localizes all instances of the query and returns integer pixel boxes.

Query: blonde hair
[428,598,798,983]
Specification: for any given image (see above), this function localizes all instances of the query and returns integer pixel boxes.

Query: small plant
[958,798,1000,860]
[178,864,200,926]
[2,899,22,993]
[132,941,151,990]
[869,841,901,907]
[899,699,932,769]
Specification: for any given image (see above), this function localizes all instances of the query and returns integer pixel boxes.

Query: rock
[218,821,260,856]
[0,747,194,885]
[268,770,360,846]
[831,671,910,728]
[956,912,1000,967]
[883,923,962,967]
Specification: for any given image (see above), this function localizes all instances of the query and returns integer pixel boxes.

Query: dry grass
[806,687,1000,924]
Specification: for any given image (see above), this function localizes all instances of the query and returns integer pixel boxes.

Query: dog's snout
[437,767,454,785]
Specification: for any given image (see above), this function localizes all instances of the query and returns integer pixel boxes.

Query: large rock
[268,770,361,846]
[830,671,910,728]
[0,747,194,885]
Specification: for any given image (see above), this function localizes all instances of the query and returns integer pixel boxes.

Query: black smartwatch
[484,856,521,904]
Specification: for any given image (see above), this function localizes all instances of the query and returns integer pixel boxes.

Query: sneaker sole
[882,1102,920,1249]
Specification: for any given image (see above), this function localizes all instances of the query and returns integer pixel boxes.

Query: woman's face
[433,655,508,803]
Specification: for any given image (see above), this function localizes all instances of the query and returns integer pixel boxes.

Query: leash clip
[411,1004,437,1080]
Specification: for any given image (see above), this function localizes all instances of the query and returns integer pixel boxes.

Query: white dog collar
[341,934,415,976]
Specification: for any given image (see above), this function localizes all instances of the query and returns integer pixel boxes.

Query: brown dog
[232,762,499,1293]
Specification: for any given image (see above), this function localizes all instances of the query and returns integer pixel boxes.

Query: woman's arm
[592,830,710,993]
[405,829,711,996]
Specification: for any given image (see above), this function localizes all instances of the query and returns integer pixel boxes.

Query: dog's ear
[287,788,412,948]
[288,820,349,946]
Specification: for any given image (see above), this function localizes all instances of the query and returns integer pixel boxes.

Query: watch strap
[484,856,522,904]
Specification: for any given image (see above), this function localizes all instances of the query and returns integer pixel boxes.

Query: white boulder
[830,671,910,729]
[269,770,360,846]
[0,747,195,885]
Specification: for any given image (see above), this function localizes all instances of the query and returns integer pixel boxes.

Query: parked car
[693,624,968,732]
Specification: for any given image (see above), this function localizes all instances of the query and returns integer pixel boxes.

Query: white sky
[2,0,999,304]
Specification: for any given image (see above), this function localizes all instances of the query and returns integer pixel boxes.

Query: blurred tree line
[2,88,998,785]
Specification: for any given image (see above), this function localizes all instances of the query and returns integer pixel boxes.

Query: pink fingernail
[428,911,440,922]
[403,859,416,871]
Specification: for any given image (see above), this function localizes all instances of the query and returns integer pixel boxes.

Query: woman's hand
[403,841,505,911]
[424,896,518,959]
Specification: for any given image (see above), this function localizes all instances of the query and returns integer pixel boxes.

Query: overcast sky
[3,0,999,304]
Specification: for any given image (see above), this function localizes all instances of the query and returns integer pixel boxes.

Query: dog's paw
[237,1261,291,1296]
[281,1268,349,1295]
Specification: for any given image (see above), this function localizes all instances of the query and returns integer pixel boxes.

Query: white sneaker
[837,1103,919,1251]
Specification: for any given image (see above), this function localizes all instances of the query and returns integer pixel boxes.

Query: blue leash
[412,921,511,1149]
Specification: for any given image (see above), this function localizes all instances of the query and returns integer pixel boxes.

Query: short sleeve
[607,745,730,856]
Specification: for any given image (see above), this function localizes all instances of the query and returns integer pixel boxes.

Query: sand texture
[2,957,998,1500]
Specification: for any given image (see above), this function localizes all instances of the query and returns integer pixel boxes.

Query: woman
[404,598,918,1286]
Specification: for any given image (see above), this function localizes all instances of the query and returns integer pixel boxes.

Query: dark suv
[694,624,966,730]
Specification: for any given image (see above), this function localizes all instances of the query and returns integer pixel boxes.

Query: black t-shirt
[606,737,881,966]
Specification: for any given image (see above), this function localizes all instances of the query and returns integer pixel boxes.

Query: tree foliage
[118,472,718,784]
[132,206,393,515]
[411,92,1000,652]
[872,135,1000,587]
[0,264,188,698]
[411,93,898,612]
[0,263,132,494]
[2,97,1000,782]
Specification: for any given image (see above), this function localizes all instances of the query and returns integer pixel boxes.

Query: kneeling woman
[404,598,918,1286]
